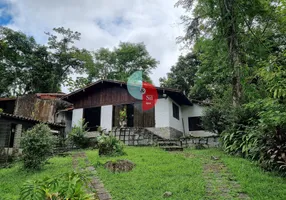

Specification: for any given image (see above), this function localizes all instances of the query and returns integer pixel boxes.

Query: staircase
[157,139,183,151]
[112,127,184,151]
[112,127,163,146]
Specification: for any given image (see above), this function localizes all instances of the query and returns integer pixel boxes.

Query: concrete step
[157,141,180,146]
[160,146,184,151]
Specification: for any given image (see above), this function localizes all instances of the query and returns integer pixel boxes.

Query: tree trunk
[222,0,242,106]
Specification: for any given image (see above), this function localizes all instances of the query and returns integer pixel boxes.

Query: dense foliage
[0,27,157,95]
[0,27,91,96]
[21,124,54,170]
[159,53,205,99]
[66,42,158,91]
[97,135,125,156]
[175,0,286,174]
[20,171,94,200]
[202,99,286,173]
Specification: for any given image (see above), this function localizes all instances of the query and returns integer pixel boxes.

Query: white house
[62,80,212,139]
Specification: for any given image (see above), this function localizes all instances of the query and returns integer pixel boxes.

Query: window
[188,117,203,131]
[172,102,180,120]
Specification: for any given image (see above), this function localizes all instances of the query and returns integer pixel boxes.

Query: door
[9,124,16,147]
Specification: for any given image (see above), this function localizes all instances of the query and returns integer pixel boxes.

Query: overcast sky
[0,0,186,91]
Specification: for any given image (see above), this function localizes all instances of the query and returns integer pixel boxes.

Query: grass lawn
[191,149,286,200]
[86,147,205,200]
[0,155,74,200]
[1,147,286,200]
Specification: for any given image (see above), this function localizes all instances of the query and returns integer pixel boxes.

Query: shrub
[249,99,286,172]
[21,124,54,170]
[97,135,125,156]
[69,119,89,148]
[219,98,286,174]
[220,105,260,158]
[20,171,94,200]
[202,104,231,135]
[221,126,260,159]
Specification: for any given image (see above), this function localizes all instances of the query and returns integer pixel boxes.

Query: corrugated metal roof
[0,112,65,127]
[0,97,16,101]
[36,93,67,100]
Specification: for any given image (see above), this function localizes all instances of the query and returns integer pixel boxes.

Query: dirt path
[72,152,112,200]
[181,152,250,200]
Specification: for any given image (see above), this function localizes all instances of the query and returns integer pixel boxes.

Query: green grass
[0,155,73,200]
[1,147,286,200]
[86,147,205,200]
[191,149,286,200]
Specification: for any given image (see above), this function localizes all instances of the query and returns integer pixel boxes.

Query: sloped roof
[0,97,16,101]
[36,93,66,100]
[62,79,192,106]
[0,112,65,127]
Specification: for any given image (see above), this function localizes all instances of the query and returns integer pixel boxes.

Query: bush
[249,99,286,173]
[97,135,125,156]
[20,171,94,200]
[217,98,286,174]
[68,119,89,148]
[220,105,260,158]
[21,124,54,170]
[202,103,231,135]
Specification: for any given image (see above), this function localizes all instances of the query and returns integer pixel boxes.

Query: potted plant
[119,107,127,127]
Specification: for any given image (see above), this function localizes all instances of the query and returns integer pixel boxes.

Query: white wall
[100,105,113,132]
[168,98,184,132]
[181,103,215,136]
[155,98,170,127]
[184,104,205,117]
[155,97,184,132]
[72,108,83,127]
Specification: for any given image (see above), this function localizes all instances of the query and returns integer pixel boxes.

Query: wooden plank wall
[73,85,138,109]
[113,102,155,128]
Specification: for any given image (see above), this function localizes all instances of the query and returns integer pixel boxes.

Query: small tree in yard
[69,119,89,148]
[21,124,54,170]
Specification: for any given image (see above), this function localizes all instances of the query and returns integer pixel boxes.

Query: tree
[0,27,38,96]
[87,42,158,83]
[159,53,201,98]
[45,27,92,90]
[176,0,283,106]
[0,27,91,96]
[21,124,54,170]
[176,0,286,174]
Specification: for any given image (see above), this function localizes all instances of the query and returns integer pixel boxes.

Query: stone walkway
[179,152,250,200]
[72,152,112,200]
[203,158,249,200]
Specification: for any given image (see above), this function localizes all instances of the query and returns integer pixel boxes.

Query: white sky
[2,0,187,92]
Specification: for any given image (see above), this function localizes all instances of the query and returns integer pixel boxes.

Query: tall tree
[0,27,38,96]
[176,0,283,106]
[0,27,91,96]
[159,53,202,98]
[87,42,158,83]
[45,27,92,89]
